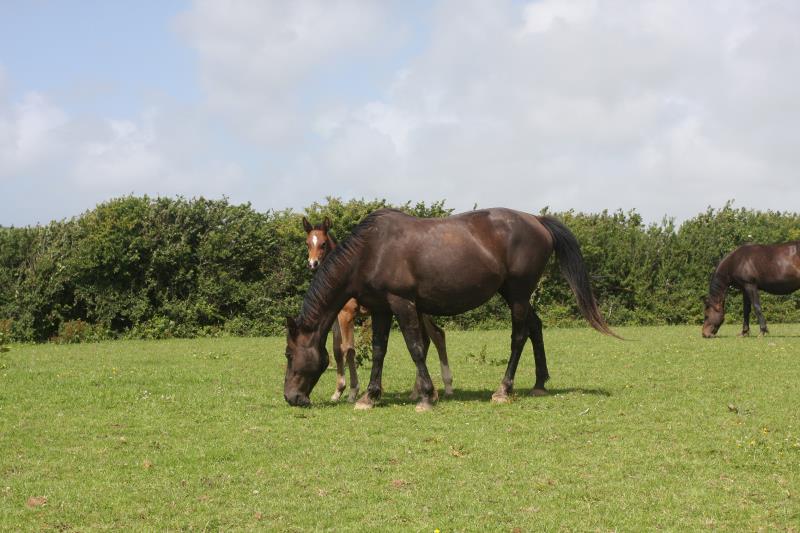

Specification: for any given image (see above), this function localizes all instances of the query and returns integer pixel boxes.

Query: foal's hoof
[354,394,375,410]
[738,331,750,338]
[444,385,454,397]
[331,390,344,402]
[530,388,549,397]
[491,391,511,404]
[415,401,434,413]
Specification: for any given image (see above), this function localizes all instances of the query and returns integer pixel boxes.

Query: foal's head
[302,217,333,270]
[284,316,329,406]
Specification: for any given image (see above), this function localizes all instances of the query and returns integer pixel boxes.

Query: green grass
[1,325,799,531]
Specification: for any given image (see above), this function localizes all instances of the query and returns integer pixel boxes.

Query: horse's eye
[321,242,327,249]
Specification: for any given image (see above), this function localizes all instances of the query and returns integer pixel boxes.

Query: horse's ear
[286,316,299,337]
[322,217,332,232]
[302,217,312,233]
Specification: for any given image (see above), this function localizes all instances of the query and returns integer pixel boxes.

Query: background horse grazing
[702,241,800,338]
[286,208,616,411]
[302,216,453,402]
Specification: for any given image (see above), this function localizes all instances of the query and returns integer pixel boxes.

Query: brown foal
[302,216,453,402]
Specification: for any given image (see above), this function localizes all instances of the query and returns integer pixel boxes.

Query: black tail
[538,216,620,339]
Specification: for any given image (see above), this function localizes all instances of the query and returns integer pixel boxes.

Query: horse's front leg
[354,311,391,410]
[330,320,346,401]
[744,284,769,335]
[740,290,751,337]
[390,296,437,412]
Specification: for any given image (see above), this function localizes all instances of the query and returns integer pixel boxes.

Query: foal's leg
[338,309,360,402]
[492,295,531,403]
[330,319,347,401]
[423,315,453,396]
[354,311,392,410]
[528,307,550,396]
[744,284,769,335]
[740,290,751,337]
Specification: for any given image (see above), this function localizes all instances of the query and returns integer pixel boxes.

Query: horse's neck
[301,251,354,336]
[709,268,730,304]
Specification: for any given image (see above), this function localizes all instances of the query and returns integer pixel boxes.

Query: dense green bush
[0,197,798,343]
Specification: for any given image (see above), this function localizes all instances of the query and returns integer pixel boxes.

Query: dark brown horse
[301,216,452,402]
[702,241,800,338]
[285,208,616,411]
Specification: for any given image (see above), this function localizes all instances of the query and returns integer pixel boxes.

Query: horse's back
[358,208,554,314]
[727,242,800,294]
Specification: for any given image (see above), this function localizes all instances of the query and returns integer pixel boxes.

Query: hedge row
[1,197,798,342]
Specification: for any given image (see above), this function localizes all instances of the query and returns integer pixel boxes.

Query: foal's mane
[298,209,396,327]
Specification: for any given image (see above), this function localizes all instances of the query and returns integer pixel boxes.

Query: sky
[1,0,799,227]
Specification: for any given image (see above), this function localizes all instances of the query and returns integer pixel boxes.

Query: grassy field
[1,324,799,531]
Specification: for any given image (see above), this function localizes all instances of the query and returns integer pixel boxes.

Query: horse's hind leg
[528,307,550,396]
[492,292,531,403]
[744,284,769,335]
[423,315,453,396]
[740,290,751,337]
[330,320,346,401]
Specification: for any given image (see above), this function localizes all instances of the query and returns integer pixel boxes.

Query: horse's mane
[298,209,396,328]
[707,251,733,304]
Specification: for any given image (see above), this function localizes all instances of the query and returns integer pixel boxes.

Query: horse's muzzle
[285,392,311,407]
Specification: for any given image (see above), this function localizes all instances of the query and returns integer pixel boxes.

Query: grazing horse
[702,241,800,338]
[302,216,453,402]
[286,208,616,411]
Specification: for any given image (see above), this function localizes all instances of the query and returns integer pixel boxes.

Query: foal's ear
[322,217,332,232]
[302,217,313,233]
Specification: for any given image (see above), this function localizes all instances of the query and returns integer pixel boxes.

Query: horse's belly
[758,280,800,295]
[414,273,503,315]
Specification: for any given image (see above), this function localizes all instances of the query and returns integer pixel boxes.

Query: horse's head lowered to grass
[283,316,329,407]
[702,297,725,338]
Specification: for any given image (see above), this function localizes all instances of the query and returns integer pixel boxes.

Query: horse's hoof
[415,401,434,412]
[347,388,359,403]
[331,391,343,402]
[491,392,511,404]
[530,388,548,397]
[354,394,374,410]
[738,331,750,337]
[444,386,454,397]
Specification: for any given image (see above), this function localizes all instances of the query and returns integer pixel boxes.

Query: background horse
[287,208,616,411]
[302,216,453,401]
[702,241,800,337]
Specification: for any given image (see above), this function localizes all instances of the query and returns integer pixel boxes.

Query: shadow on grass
[314,385,613,408]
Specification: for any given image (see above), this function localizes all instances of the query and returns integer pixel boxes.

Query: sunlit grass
[1,325,799,530]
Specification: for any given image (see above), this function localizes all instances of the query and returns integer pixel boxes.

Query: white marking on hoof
[331,390,343,401]
[354,394,374,410]
[415,401,433,412]
[491,392,511,404]
[444,385,454,396]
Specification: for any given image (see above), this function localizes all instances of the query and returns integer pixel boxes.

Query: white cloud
[236,0,799,220]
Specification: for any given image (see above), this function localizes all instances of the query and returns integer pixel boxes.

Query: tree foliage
[1,197,798,342]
